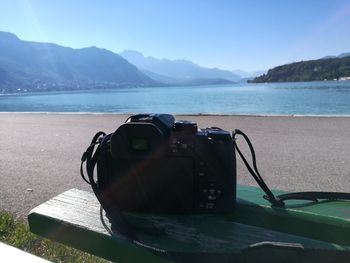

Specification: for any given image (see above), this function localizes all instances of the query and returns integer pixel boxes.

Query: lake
[1,81,350,115]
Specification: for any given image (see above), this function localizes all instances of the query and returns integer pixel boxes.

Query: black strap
[233,129,350,206]
[232,129,285,207]
[81,131,140,241]
[81,131,170,255]
[80,131,106,185]
[277,191,350,203]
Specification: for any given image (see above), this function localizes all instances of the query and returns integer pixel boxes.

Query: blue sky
[1,0,350,71]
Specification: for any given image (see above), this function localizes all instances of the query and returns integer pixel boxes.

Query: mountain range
[119,50,242,84]
[0,31,157,93]
[231,69,266,79]
[2,31,348,92]
[1,31,260,94]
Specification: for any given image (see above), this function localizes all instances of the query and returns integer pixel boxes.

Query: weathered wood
[28,188,350,263]
[28,189,171,263]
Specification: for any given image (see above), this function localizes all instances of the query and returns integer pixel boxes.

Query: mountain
[250,56,350,83]
[120,50,241,84]
[140,68,234,86]
[321,52,350,60]
[339,52,350,58]
[231,69,266,78]
[0,32,156,94]
[321,56,337,59]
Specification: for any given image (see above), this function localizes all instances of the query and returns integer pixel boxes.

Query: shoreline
[1,111,350,118]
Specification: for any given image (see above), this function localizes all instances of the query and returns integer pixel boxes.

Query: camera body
[97,114,236,214]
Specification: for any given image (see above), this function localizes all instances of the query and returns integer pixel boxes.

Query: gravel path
[1,113,349,217]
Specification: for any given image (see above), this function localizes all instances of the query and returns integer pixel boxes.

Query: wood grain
[28,188,350,262]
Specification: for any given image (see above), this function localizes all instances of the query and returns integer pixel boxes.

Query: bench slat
[28,188,350,263]
[234,185,350,246]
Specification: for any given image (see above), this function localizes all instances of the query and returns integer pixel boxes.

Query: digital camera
[96,114,236,214]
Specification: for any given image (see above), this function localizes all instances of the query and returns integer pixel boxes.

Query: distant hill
[140,68,234,86]
[321,52,350,60]
[120,50,241,84]
[339,52,350,58]
[231,69,266,79]
[0,32,156,93]
[250,55,350,83]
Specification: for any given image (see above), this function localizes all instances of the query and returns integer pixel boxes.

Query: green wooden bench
[28,185,350,263]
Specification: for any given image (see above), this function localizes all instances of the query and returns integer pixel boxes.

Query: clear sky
[1,0,350,71]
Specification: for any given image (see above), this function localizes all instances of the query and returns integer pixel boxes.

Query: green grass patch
[0,210,106,262]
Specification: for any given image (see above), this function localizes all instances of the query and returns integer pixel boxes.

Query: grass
[0,210,107,263]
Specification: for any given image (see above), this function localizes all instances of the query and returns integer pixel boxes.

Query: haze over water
[1,81,350,115]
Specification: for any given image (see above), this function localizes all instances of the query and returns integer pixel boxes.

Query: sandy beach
[1,112,350,217]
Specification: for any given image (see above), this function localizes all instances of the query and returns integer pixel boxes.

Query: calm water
[1,81,350,115]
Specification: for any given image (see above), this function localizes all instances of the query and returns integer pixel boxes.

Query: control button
[199,161,205,167]
[199,172,205,177]
[199,203,205,208]
[202,183,223,202]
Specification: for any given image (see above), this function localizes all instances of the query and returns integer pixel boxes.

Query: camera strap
[81,131,171,256]
[80,131,140,241]
[232,129,350,207]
